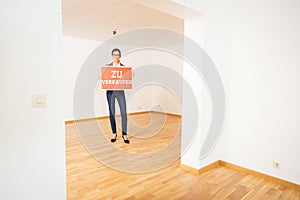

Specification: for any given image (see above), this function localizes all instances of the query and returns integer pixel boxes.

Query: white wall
[224,0,300,185]
[63,36,182,120]
[175,0,300,184]
[180,4,232,169]
[123,50,183,115]
[63,36,101,120]
[0,0,66,199]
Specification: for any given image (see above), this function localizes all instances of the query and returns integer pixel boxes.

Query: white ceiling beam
[130,0,201,19]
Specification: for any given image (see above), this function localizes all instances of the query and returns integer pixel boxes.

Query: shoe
[122,136,130,144]
[111,134,117,143]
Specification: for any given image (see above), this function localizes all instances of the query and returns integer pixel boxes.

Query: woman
[106,48,130,144]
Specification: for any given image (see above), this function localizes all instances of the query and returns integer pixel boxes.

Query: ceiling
[62,0,200,41]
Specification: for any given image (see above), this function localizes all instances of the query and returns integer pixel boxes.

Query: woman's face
[112,51,121,62]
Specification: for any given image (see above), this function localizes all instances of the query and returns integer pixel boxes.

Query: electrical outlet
[273,161,281,169]
[138,106,142,109]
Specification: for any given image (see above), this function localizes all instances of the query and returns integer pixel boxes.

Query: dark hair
[111,48,121,56]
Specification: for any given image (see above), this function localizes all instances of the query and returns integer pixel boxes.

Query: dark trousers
[106,90,127,135]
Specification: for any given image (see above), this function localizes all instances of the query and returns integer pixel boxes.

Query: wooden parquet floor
[66,113,300,200]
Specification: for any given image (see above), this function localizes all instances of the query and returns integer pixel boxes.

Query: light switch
[32,94,46,108]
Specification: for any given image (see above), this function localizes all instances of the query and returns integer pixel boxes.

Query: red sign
[100,67,132,89]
